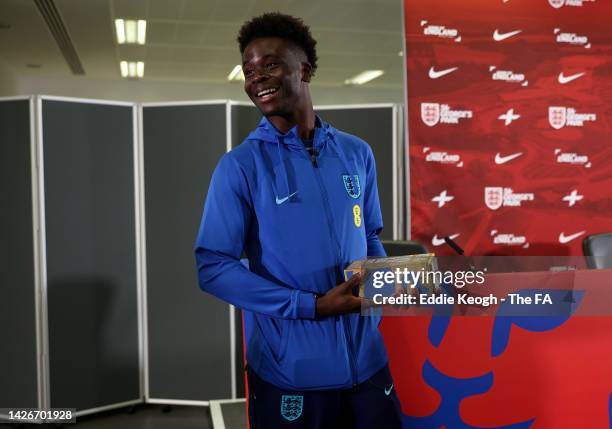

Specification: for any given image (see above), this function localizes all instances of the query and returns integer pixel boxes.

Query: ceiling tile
[147,21,177,44]
[145,45,173,61]
[181,0,216,21]
[211,0,254,23]
[201,23,239,49]
[148,0,182,20]
[113,0,147,19]
[176,23,207,45]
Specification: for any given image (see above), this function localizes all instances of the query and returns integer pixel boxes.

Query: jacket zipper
[309,147,358,386]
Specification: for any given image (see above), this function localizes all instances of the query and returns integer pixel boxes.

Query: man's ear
[302,62,312,83]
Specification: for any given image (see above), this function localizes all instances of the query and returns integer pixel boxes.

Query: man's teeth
[257,87,278,97]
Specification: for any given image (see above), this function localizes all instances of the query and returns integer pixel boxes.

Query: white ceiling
[0,0,404,89]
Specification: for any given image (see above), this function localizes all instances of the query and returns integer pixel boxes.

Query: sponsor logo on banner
[498,108,520,125]
[549,107,596,129]
[491,229,529,248]
[421,20,461,42]
[423,147,463,167]
[432,190,454,208]
[429,66,459,79]
[485,187,535,210]
[558,71,585,84]
[554,148,591,167]
[421,103,473,126]
[554,28,591,48]
[495,152,523,165]
[559,231,586,244]
[432,233,459,247]
[493,29,522,41]
[562,190,584,207]
[490,66,528,86]
[548,0,595,8]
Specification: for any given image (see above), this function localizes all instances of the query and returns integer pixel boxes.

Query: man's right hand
[315,273,363,318]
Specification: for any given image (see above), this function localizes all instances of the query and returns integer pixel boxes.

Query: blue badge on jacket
[343,174,361,199]
[280,395,303,421]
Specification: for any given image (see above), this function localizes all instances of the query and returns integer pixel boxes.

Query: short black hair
[237,12,318,77]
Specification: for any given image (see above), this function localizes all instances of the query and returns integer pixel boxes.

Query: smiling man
[194,12,402,429]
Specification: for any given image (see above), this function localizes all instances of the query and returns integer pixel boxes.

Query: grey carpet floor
[218,402,247,429]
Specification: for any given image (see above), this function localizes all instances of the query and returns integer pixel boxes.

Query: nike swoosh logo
[493,29,522,41]
[559,231,585,244]
[432,233,459,247]
[275,191,298,205]
[384,384,394,396]
[495,152,523,164]
[558,72,585,84]
[429,66,459,79]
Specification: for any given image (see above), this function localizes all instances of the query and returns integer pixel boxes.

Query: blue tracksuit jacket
[194,115,388,390]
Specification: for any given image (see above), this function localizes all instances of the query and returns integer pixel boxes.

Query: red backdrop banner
[405,0,612,256]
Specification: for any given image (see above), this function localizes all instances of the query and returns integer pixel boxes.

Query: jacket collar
[247,115,336,149]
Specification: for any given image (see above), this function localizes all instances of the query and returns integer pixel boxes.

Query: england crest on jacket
[343,174,361,199]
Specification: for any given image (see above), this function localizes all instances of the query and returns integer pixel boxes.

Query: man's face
[242,37,308,117]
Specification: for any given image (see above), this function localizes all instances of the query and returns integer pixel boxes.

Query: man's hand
[315,274,363,318]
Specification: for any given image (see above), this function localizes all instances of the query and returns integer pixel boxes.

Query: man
[195,12,402,429]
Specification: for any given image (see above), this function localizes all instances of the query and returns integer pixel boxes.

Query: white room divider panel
[141,101,234,405]
[40,96,142,416]
[0,96,40,421]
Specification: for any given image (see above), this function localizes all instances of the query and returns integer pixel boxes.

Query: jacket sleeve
[194,154,316,320]
[363,145,386,258]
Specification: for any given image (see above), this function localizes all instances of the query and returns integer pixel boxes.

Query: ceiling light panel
[227,65,245,81]
[344,70,385,85]
[115,19,146,45]
[120,61,145,78]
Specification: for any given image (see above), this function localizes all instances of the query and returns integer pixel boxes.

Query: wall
[0,63,17,95]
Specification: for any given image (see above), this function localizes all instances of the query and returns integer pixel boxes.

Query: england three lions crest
[549,106,567,129]
[485,187,504,210]
[280,395,303,421]
[343,175,361,199]
[421,103,440,127]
